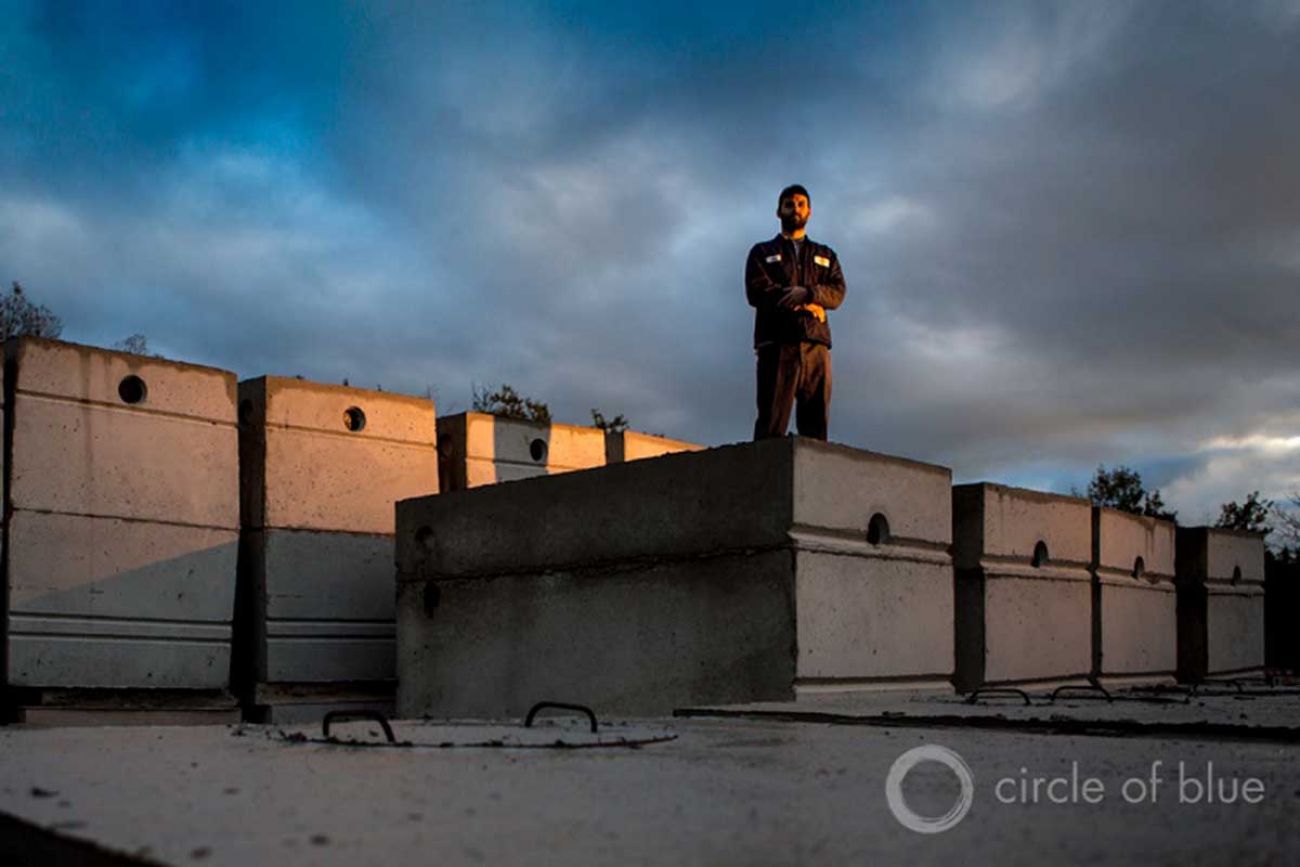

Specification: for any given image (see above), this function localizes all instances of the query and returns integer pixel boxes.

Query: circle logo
[884,744,975,834]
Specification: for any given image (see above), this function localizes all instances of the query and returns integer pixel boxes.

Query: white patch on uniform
[765,254,782,263]
[814,255,830,267]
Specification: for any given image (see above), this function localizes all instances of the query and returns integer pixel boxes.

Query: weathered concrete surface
[8,513,237,624]
[1176,527,1266,680]
[1,716,1298,866]
[397,438,953,718]
[604,430,703,463]
[236,377,438,709]
[7,342,236,525]
[239,377,438,535]
[792,551,952,686]
[952,484,1092,691]
[1093,508,1178,686]
[3,338,239,690]
[397,551,798,719]
[435,412,605,491]
[7,514,236,689]
[246,530,397,684]
[405,439,790,578]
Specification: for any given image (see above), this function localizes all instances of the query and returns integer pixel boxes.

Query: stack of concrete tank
[0,337,1277,724]
[395,438,954,718]
[952,484,1093,691]
[1,338,240,723]
[1175,526,1266,681]
[236,377,439,722]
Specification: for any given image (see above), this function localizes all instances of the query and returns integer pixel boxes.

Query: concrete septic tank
[396,438,954,719]
[604,430,704,463]
[952,484,1093,692]
[436,412,606,492]
[1091,507,1178,686]
[237,377,438,721]
[2,338,239,692]
[1174,527,1266,681]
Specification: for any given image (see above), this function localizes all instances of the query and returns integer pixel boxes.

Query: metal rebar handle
[964,687,1031,706]
[1050,684,1113,703]
[524,701,598,733]
[322,710,396,743]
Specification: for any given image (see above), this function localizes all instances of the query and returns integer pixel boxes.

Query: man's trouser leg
[794,342,831,441]
[753,343,798,440]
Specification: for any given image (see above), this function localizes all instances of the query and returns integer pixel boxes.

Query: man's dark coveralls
[745,235,846,440]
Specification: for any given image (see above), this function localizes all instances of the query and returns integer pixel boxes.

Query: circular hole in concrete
[118,375,147,405]
[1132,556,1146,580]
[866,513,890,546]
[1032,541,1049,568]
[343,406,366,432]
[530,438,548,462]
[1232,565,1242,584]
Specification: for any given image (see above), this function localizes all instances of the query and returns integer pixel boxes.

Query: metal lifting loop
[322,710,397,743]
[964,687,1031,706]
[1050,684,1113,703]
[525,701,599,733]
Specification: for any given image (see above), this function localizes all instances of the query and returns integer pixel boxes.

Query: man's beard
[781,214,807,233]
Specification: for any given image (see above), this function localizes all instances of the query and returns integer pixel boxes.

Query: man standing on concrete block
[745,184,847,441]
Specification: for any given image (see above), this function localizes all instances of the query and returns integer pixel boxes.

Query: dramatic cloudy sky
[3,0,1299,522]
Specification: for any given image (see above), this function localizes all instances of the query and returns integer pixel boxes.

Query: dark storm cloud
[3,0,1300,516]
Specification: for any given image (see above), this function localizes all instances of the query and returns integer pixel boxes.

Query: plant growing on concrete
[590,408,629,433]
[1,281,63,340]
[113,333,165,358]
[471,383,551,423]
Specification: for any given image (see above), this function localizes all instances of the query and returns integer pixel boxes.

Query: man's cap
[778,184,810,206]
